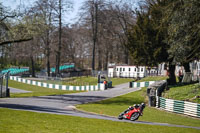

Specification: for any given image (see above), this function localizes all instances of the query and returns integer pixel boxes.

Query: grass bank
[77,87,200,127]
[137,76,168,82]
[0,108,199,133]
[8,80,78,98]
[164,83,200,104]
[26,76,134,86]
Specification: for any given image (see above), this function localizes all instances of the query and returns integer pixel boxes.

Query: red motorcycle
[118,103,145,121]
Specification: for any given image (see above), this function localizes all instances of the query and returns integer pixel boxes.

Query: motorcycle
[118,103,145,121]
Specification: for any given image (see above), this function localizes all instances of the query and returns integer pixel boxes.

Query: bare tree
[0,3,32,46]
[53,0,73,77]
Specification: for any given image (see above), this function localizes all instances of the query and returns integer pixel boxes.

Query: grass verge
[25,76,134,86]
[77,87,200,127]
[137,76,168,82]
[110,78,134,86]
[0,108,199,133]
[8,80,79,98]
[163,83,200,104]
[39,76,98,86]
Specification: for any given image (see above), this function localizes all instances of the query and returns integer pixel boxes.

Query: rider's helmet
[141,103,146,108]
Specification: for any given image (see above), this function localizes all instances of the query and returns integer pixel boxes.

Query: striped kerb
[73,86,76,91]
[133,82,136,87]
[93,85,96,91]
[137,82,140,87]
[79,86,82,91]
[197,104,200,117]
[145,82,149,87]
[160,97,166,109]
[173,100,184,114]
[84,86,87,91]
[9,76,104,92]
[59,85,62,90]
[53,84,55,89]
[89,85,91,91]
[66,86,69,90]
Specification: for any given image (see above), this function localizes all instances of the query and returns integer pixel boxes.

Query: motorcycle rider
[118,103,145,121]
[124,103,144,114]
[123,104,139,114]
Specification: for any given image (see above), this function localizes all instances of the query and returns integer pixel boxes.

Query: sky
[0,0,85,24]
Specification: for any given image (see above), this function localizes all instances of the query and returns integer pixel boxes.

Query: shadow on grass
[93,97,144,106]
[0,104,74,115]
[35,95,108,104]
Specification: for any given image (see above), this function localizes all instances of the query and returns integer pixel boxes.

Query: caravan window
[129,68,131,71]
[120,68,122,72]
[135,68,137,72]
[141,68,143,72]
[123,68,125,71]
[116,68,118,71]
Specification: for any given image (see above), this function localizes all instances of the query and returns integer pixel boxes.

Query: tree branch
[0,38,33,46]
[0,15,16,22]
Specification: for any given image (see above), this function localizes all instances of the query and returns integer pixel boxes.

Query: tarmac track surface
[0,83,200,130]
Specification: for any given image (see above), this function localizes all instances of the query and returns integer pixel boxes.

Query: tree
[32,0,57,77]
[166,0,200,72]
[0,3,32,46]
[54,0,73,77]
[127,0,177,84]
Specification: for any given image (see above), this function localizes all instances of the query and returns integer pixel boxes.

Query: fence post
[0,77,2,98]
[6,72,10,97]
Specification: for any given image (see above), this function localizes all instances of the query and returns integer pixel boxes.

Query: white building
[108,65,147,78]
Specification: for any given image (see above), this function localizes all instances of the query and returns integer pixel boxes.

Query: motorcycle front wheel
[130,112,140,121]
[118,113,124,120]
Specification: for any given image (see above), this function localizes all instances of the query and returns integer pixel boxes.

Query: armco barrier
[130,81,156,88]
[9,76,105,91]
[157,97,200,118]
[132,79,200,118]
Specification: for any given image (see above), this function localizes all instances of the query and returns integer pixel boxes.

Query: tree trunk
[46,30,50,77]
[168,63,176,85]
[55,0,62,77]
[183,62,191,72]
[104,49,109,71]
[91,0,98,71]
[30,56,35,77]
[47,55,50,77]
[124,47,129,64]
[98,44,102,71]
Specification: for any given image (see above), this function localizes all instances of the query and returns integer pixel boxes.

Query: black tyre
[118,114,123,120]
[130,112,140,121]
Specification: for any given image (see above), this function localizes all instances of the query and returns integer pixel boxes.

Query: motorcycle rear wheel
[130,112,139,121]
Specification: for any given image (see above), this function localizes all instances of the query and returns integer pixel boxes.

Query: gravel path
[0,83,200,130]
